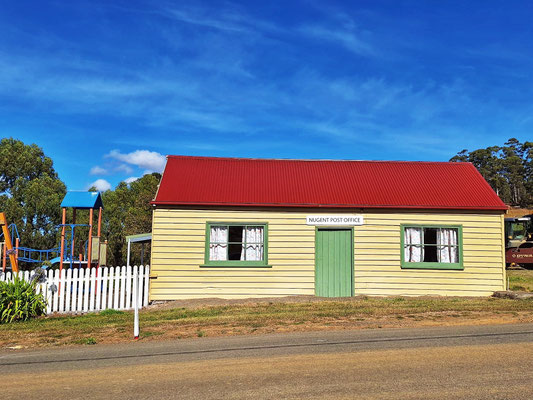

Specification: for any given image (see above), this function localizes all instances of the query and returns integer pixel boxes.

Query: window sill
[401,263,463,270]
[200,264,272,268]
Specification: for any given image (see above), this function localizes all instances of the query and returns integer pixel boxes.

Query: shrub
[0,276,47,323]
[84,337,97,345]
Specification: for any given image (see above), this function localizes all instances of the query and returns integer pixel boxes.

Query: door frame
[314,227,355,297]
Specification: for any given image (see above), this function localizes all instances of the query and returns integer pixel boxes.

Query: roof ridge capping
[165,154,472,164]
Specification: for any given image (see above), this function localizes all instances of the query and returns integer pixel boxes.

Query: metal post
[15,238,19,265]
[70,226,75,270]
[127,239,131,270]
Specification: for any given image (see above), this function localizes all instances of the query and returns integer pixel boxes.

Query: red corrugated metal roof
[153,156,507,211]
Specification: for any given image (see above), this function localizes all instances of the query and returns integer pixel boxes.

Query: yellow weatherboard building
[150,156,508,299]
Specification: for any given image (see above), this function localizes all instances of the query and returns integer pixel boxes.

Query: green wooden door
[315,229,353,297]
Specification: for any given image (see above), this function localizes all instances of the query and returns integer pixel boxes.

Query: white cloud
[298,25,375,57]
[164,8,250,33]
[160,5,282,35]
[89,166,107,175]
[124,176,139,184]
[115,163,134,174]
[107,149,166,173]
[88,179,112,192]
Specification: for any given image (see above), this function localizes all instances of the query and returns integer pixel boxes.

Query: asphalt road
[2,323,533,399]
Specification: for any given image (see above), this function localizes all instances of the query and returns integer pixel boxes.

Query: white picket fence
[0,265,150,315]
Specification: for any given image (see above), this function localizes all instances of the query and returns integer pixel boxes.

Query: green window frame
[400,224,464,270]
[202,222,270,267]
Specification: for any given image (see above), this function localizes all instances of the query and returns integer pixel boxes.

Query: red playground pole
[97,207,102,267]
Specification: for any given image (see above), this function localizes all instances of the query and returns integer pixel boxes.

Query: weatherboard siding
[149,208,505,300]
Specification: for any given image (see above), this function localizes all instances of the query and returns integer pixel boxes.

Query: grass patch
[140,331,163,338]
[508,270,533,292]
[73,337,97,345]
[99,309,125,316]
[2,295,533,348]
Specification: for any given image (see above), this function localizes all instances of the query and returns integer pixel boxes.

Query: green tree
[0,138,66,260]
[100,173,160,266]
[501,138,528,206]
[450,138,532,207]
[524,142,533,197]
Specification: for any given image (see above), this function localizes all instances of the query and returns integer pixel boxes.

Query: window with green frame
[401,225,463,270]
[203,223,269,267]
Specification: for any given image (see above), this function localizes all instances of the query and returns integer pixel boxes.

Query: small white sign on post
[306,215,364,226]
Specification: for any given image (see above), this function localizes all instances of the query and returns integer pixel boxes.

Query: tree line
[0,138,159,268]
[450,138,532,207]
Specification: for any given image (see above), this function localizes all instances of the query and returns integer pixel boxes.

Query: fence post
[89,268,96,312]
[74,268,83,312]
[107,266,114,309]
[59,269,66,313]
[133,265,139,339]
[45,270,52,314]
[52,269,59,313]
[65,268,72,313]
[83,268,90,313]
[143,265,150,307]
[100,267,107,311]
[138,266,144,308]
[114,266,121,309]
[126,265,132,309]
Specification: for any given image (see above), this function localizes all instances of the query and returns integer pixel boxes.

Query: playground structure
[58,191,107,272]
[1,191,107,273]
[0,213,19,273]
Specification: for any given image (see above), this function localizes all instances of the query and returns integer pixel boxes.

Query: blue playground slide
[49,257,62,266]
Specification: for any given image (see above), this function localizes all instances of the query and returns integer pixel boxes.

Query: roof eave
[150,200,508,212]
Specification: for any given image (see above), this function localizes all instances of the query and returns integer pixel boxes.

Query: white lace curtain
[241,226,264,261]
[404,227,423,262]
[210,225,264,261]
[437,228,458,263]
[404,227,458,263]
[209,226,228,261]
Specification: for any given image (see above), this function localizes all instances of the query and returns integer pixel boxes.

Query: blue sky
[1,1,533,190]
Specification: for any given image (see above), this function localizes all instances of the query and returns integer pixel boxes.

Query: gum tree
[0,138,66,254]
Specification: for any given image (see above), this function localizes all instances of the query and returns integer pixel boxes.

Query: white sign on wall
[306,215,364,226]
